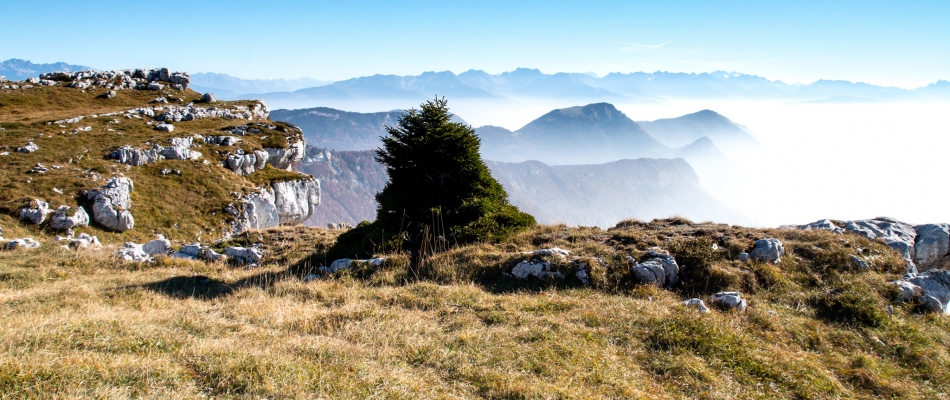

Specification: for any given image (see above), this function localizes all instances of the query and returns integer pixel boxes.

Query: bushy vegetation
[330,98,534,260]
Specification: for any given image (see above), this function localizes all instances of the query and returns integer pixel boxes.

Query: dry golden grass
[2,221,949,399]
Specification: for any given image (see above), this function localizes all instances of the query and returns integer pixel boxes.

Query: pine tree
[328,97,535,260]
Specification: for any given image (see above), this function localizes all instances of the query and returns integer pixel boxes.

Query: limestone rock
[160,145,201,160]
[511,260,564,279]
[205,135,240,146]
[850,254,870,271]
[155,123,174,132]
[142,235,171,255]
[845,218,917,262]
[320,258,385,274]
[799,219,844,234]
[17,142,38,153]
[913,223,950,271]
[200,93,216,103]
[709,292,747,311]
[62,233,101,250]
[116,243,151,262]
[19,199,52,225]
[7,238,40,250]
[750,238,784,263]
[630,250,679,287]
[86,177,135,232]
[224,246,264,266]
[893,270,950,314]
[50,205,90,230]
[265,139,306,170]
[225,150,268,175]
[111,145,164,166]
[232,178,321,233]
[738,252,751,263]
[104,90,116,99]
[681,298,710,313]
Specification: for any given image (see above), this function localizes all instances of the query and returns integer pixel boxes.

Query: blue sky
[4,0,948,88]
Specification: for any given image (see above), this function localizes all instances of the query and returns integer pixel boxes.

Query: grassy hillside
[0,84,309,243]
[1,219,947,398]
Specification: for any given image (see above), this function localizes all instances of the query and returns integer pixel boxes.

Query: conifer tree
[328,97,535,260]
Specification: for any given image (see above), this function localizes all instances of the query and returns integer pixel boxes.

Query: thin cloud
[618,41,672,52]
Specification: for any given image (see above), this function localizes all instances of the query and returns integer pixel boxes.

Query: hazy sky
[4,0,948,88]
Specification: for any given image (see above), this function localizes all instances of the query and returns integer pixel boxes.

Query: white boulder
[265,139,306,170]
[511,260,564,279]
[224,246,264,266]
[17,142,39,153]
[86,177,135,232]
[709,292,748,311]
[50,205,90,230]
[681,298,710,313]
[893,270,950,314]
[116,243,152,262]
[913,224,950,271]
[750,238,784,263]
[6,238,40,250]
[142,235,171,255]
[19,199,52,225]
[630,250,679,287]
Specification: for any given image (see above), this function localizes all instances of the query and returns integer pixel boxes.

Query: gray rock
[320,258,385,274]
[142,235,171,255]
[224,246,264,266]
[111,145,164,166]
[50,205,90,230]
[146,82,163,91]
[86,177,135,232]
[160,145,201,160]
[893,270,950,314]
[850,254,870,271]
[62,233,101,249]
[799,219,844,234]
[265,138,306,170]
[155,123,174,132]
[630,250,679,287]
[17,142,39,153]
[738,252,751,262]
[205,135,240,146]
[709,292,747,311]
[19,199,52,225]
[232,178,321,234]
[681,298,710,313]
[116,243,152,262]
[7,238,40,250]
[913,223,950,271]
[225,150,268,175]
[200,93,216,103]
[104,90,117,99]
[750,238,784,263]
[511,260,564,279]
[845,218,917,263]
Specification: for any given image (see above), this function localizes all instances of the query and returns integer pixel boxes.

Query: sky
[3,0,949,88]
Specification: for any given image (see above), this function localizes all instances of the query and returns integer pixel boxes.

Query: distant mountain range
[233,68,950,107]
[5,58,947,105]
[297,147,747,227]
[0,59,92,81]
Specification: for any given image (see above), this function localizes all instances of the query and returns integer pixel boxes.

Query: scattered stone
[155,123,174,132]
[151,97,168,104]
[59,233,101,249]
[156,101,269,123]
[111,145,164,166]
[6,238,40,250]
[28,163,49,174]
[104,90,117,99]
[319,258,386,274]
[52,188,64,194]
[19,199,52,225]
[850,254,870,271]
[142,235,171,255]
[17,142,39,153]
[630,249,680,287]
[681,298,710,313]
[50,205,90,230]
[709,292,748,311]
[200,93,216,103]
[171,243,227,262]
[525,247,571,258]
[116,243,152,262]
[511,259,564,279]
[86,177,135,232]
[224,246,264,266]
[205,135,241,146]
[738,252,751,262]
[750,238,784,263]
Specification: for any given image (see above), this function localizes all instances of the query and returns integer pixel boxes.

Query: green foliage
[811,280,891,328]
[328,98,534,259]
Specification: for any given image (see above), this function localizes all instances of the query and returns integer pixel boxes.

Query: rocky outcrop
[111,145,163,166]
[630,250,680,287]
[156,101,269,122]
[205,135,241,146]
[511,260,565,279]
[319,258,386,275]
[59,233,101,250]
[86,177,135,232]
[232,178,321,233]
[913,224,950,270]
[19,199,52,225]
[750,238,784,263]
[265,139,306,170]
[50,205,89,231]
[845,218,917,264]
[155,123,174,132]
[780,219,844,234]
[893,270,950,314]
[681,298,710,313]
[225,150,269,175]
[40,68,191,91]
[172,243,227,262]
